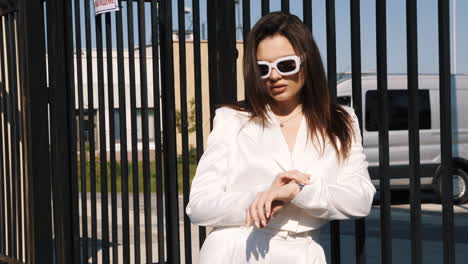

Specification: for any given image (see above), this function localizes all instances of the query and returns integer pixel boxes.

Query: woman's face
[256,34,305,106]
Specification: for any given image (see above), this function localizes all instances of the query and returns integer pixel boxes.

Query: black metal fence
[0,0,460,264]
[0,1,24,263]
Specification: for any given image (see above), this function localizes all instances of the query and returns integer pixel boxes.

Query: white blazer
[186,105,376,233]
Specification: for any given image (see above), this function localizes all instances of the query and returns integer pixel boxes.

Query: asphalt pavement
[81,191,468,263]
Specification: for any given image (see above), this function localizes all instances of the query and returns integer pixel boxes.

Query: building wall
[73,40,245,158]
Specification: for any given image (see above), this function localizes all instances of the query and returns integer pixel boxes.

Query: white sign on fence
[94,0,119,15]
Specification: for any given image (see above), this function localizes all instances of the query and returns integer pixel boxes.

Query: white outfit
[186,106,376,263]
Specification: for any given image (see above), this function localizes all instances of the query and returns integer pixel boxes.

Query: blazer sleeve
[186,107,269,227]
[291,107,376,220]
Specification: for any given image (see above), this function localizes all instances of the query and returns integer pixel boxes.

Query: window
[365,90,431,131]
[136,109,156,141]
[114,110,121,141]
[114,109,156,142]
[75,109,97,144]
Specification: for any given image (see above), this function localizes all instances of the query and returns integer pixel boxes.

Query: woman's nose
[269,68,282,81]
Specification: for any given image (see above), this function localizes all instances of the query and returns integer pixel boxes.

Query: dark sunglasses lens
[258,64,270,76]
[277,59,297,73]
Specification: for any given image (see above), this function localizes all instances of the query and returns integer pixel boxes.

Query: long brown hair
[230,12,354,162]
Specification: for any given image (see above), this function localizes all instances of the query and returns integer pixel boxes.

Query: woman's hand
[271,170,310,188]
[246,182,302,228]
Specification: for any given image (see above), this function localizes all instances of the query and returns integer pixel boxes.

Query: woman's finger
[249,194,260,228]
[264,194,273,219]
[256,192,268,228]
[246,207,252,226]
[271,201,286,217]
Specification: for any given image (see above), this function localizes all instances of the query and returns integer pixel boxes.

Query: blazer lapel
[239,108,293,172]
[292,118,315,174]
[261,122,293,172]
[240,108,327,175]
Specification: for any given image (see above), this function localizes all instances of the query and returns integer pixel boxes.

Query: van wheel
[434,166,468,204]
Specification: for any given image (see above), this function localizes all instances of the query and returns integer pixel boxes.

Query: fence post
[46,0,77,263]
[17,0,53,263]
[207,0,237,120]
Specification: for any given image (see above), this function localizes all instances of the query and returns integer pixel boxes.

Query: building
[72,40,246,159]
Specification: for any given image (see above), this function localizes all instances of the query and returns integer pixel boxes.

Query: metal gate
[0,0,459,264]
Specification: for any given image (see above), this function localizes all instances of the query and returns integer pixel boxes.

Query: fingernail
[255,221,259,228]
[262,220,266,226]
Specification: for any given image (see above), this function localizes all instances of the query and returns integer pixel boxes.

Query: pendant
[280,123,284,127]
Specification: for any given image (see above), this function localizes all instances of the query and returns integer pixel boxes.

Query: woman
[186,12,376,263]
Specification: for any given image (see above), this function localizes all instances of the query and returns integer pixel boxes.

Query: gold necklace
[276,109,302,127]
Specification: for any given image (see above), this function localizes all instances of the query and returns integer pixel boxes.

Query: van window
[337,96,351,106]
[365,90,431,131]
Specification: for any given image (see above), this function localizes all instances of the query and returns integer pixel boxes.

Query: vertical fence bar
[104,11,119,264]
[150,0,166,261]
[350,1,366,264]
[6,12,18,259]
[261,0,269,16]
[4,59,12,259]
[437,1,455,263]
[18,6,28,260]
[4,13,14,260]
[177,0,192,263]
[159,0,181,261]
[0,47,4,255]
[67,0,81,262]
[45,1,57,261]
[19,0,54,261]
[226,0,237,100]
[303,0,312,32]
[46,0,76,262]
[12,12,23,259]
[178,0,193,262]
[9,12,20,260]
[406,1,422,264]
[115,0,131,261]
[84,0,98,262]
[18,21,25,259]
[136,0,153,262]
[4,18,12,255]
[95,13,110,264]
[326,0,340,263]
[0,16,6,256]
[72,0,88,262]
[15,12,24,256]
[376,1,392,263]
[242,0,250,98]
[281,0,289,13]
[125,0,141,262]
[0,17,12,258]
[326,0,337,99]
[207,0,217,122]
[242,0,250,41]
[192,0,206,247]
[208,0,236,110]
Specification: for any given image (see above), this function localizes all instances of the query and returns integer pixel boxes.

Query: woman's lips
[271,85,287,94]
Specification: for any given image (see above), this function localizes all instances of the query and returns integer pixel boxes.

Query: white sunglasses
[257,55,302,79]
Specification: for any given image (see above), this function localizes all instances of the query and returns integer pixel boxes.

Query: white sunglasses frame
[257,55,302,79]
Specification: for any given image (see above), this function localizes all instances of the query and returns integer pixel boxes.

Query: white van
[337,74,468,203]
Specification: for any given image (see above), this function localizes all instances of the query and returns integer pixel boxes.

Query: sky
[72,0,468,75]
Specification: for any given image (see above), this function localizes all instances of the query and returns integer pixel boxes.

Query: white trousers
[198,226,326,264]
